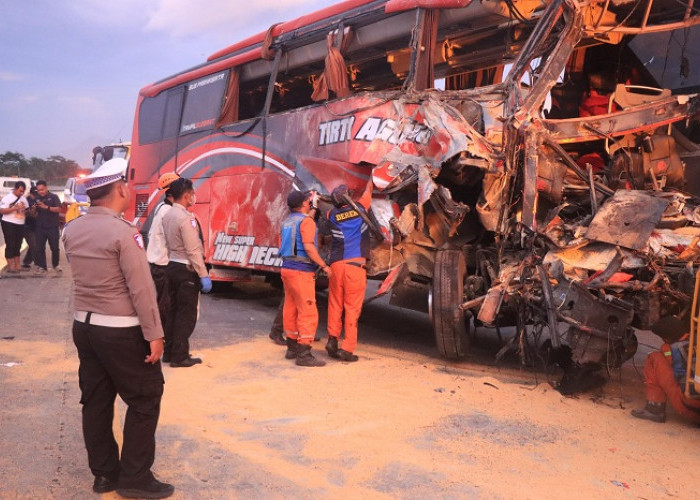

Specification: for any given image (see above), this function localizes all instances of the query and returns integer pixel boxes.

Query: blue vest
[280,212,317,272]
[328,204,369,264]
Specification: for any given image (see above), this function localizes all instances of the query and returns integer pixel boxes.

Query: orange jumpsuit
[327,185,371,354]
[644,346,700,424]
[281,216,318,346]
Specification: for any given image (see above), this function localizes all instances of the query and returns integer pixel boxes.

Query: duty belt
[74,311,140,328]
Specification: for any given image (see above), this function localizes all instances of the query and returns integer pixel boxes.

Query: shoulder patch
[133,233,145,250]
[190,218,197,229]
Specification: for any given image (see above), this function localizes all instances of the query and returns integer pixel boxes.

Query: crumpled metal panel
[585,190,670,250]
[544,241,646,272]
[361,98,492,168]
[552,280,634,351]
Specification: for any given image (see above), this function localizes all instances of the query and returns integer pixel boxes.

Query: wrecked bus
[125,0,700,374]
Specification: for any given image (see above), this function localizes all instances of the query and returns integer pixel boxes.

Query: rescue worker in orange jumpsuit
[324,180,372,362]
[279,189,330,367]
[632,315,700,424]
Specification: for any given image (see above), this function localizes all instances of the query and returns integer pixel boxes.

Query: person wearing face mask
[147,172,180,335]
[161,178,212,368]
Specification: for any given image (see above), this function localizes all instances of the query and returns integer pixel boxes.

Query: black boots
[295,344,326,367]
[631,402,666,423]
[93,475,118,493]
[269,331,286,345]
[169,356,202,368]
[326,336,358,361]
[326,336,340,358]
[337,349,359,362]
[116,478,174,499]
[285,337,298,359]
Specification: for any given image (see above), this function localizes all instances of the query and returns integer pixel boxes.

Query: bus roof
[139,0,472,98]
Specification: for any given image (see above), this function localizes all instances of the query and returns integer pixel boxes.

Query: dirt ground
[1,261,700,499]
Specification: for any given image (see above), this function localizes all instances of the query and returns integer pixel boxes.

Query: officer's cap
[287,190,311,209]
[82,158,128,191]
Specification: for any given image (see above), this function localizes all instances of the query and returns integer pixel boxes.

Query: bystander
[33,180,62,275]
[0,180,29,275]
[21,186,38,270]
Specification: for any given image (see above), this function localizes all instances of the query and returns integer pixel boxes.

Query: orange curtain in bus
[414,9,438,91]
[311,31,351,102]
[216,68,240,127]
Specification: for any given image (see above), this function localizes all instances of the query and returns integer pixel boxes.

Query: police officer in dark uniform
[62,158,174,499]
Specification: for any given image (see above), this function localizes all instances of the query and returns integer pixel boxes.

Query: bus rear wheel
[431,249,470,359]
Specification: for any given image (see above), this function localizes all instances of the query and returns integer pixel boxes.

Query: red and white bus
[125,0,700,367]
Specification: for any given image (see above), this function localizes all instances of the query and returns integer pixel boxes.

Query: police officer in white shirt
[147,172,180,333]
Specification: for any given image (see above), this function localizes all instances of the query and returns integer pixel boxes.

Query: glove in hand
[200,276,213,293]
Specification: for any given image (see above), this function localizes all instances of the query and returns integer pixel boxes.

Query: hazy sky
[0,0,332,168]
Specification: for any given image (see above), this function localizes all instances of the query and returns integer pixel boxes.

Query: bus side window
[271,73,315,114]
[138,93,168,145]
[180,70,228,135]
[238,75,269,120]
[138,88,185,146]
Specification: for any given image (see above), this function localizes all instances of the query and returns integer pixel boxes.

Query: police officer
[62,158,174,499]
[325,180,373,362]
[161,177,212,367]
[147,172,180,332]
[279,189,329,367]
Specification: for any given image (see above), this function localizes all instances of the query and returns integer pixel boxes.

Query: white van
[0,177,32,198]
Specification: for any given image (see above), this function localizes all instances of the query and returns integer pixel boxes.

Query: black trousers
[72,320,164,487]
[22,226,35,266]
[1,220,23,259]
[164,262,200,362]
[149,263,170,330]
[269,296,284,336]
[35,225,60,269]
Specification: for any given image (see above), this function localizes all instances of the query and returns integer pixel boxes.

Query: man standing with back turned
[62,158,174,499]
[325,181,373,362]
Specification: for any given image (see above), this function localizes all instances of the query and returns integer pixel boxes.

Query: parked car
[0,176,32,198]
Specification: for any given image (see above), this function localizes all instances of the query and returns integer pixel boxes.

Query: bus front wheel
[431,249,470,359]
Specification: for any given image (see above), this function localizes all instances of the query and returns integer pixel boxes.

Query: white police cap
[82,158,128,191]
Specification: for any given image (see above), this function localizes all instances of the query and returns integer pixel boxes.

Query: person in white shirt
[0,181,29,275]
[147,172,180,330]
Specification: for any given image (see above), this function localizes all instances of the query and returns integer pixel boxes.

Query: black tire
[432,249,469,359]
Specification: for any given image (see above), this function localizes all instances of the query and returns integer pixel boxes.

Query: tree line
[0,151,82,185]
